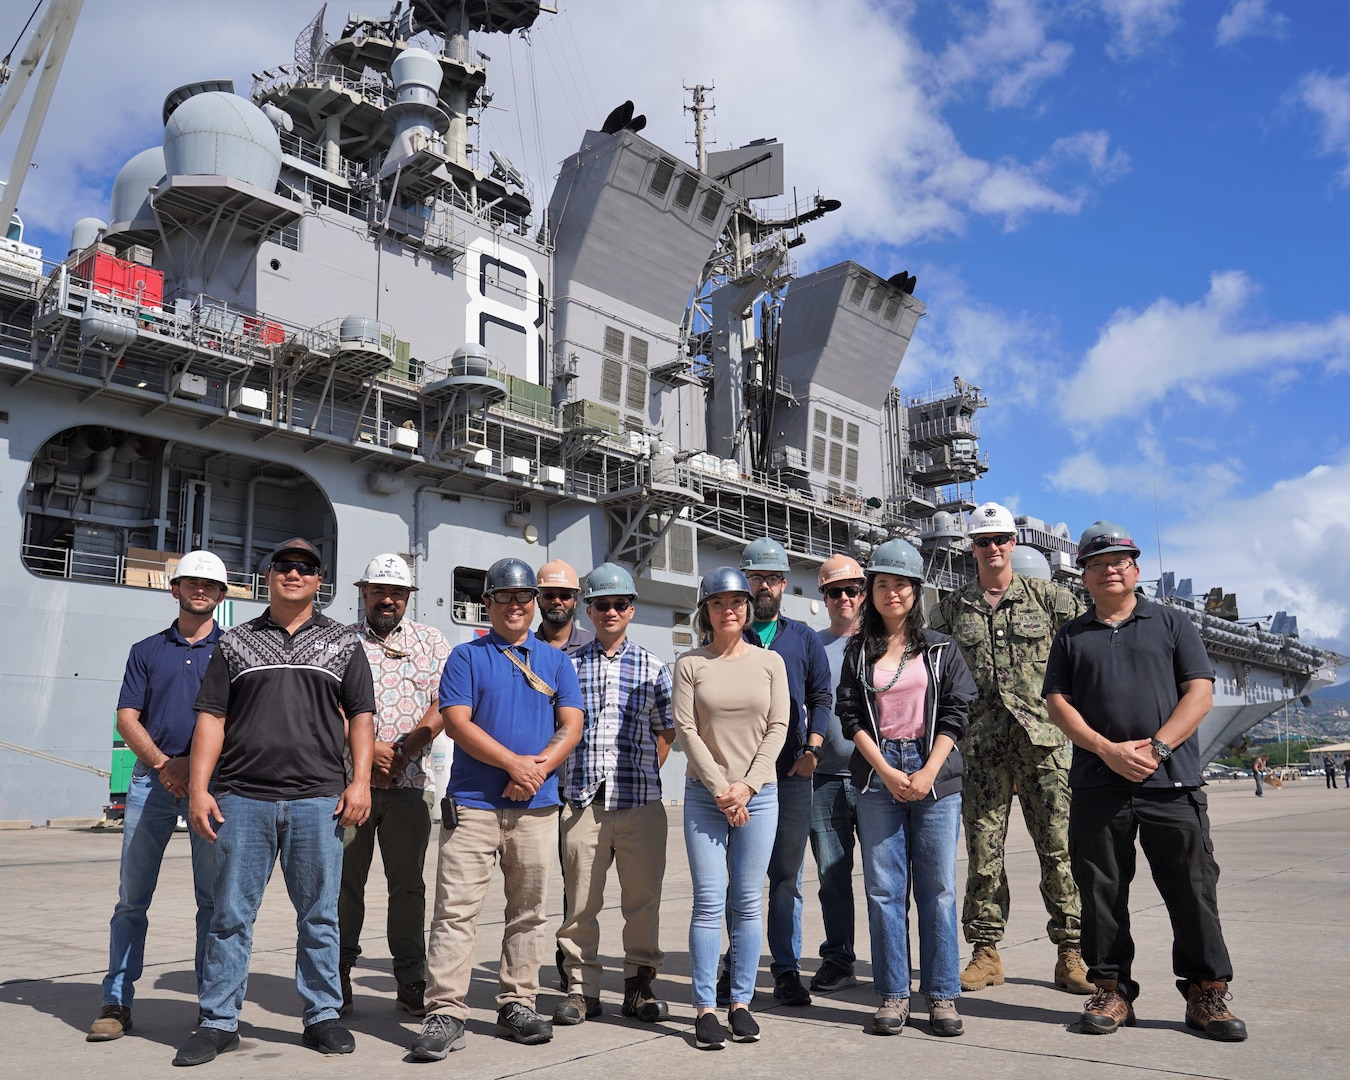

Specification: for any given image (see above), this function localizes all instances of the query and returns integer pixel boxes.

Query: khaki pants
[557,799,667,998]
[424,805,556,1019]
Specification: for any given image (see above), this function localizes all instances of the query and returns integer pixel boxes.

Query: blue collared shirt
[561,637,674,810]
[744,615,834,777]
[117,621,224,757]
[438,629,584,809]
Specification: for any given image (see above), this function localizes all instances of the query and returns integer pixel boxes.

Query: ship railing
[252,62,393,111]
[365,166,532,234]
[278,130,361,182]
[908,415,982,443]
[907,383,989,410]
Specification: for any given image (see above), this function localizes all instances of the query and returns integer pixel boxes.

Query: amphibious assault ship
[0,1,1338,822]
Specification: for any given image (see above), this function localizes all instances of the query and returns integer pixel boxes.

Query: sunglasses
[491,590,537,605]
[972,534,1015,548]
[272,560,320,576]
[539,589,578,602]
[590,599,632,613]
[746,573,784,587]
[824,585,864,600]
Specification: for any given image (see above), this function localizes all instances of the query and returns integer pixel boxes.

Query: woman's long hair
[855,573,926,665]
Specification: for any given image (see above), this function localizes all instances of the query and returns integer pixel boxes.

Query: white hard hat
[355,553,417,590]
[172,550,229,588]
[968,502,1017,536]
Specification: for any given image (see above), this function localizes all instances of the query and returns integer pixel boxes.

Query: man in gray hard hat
[87,551,228,1043]
[338,553,451,1018]
[930,502,1090,996]
[553,563,675,1027]
[409,558,583,1059]
[1045,521,1245,1042]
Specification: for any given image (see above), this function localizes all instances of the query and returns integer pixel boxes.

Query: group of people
[87,502,1248,1066]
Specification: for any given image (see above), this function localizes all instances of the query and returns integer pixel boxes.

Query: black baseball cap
[268,537,322,569]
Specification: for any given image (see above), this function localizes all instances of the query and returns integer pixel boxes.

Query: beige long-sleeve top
[673,645,789,795]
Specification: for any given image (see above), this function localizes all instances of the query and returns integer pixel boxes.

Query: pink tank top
[873,659,927,740]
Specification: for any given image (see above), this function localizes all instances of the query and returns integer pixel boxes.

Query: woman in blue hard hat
[672,566,789,1050]
[836,539,978,1038]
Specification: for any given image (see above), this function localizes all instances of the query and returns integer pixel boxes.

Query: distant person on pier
[1253,754,1267,797]
[1326,758,1338,789]
[87,551,228,1044]
[1343,757,1349,788]
[1044,520,1246,1043]
[929,502,1090,997]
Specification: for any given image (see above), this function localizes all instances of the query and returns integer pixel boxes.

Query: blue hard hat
[697,566,753,606]
[583,562,637,601]
[739,536,789,573]
[867,538,924,581]
[484,557,537,593]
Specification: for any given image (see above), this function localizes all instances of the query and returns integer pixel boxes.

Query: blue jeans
[810,774,858,970]
[102,763,214,1005]
[856,740,962,1000]
[765,774,813,977]
[684,778,778,1008]
[198,793,343,1031]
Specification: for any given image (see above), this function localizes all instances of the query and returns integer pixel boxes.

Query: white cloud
[1294,71,1350,183]
[931,0,1074,108]
[1216,0,1289,46]
[1046,424,1243,504]
[1060,271,1350,425]
[1098,0,1183,59]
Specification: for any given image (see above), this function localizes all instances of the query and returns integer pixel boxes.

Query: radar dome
[69,217,107,257]
[108,147,166,226]
[1011,546,1053,581]
[163,92,282,191]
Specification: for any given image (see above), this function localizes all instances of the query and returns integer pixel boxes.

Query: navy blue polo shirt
[439,630,583,810]
[1042,597,1214,790]
[117,622,224,757]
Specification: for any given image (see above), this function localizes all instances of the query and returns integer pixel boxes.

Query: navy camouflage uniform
[931,574,1083,946]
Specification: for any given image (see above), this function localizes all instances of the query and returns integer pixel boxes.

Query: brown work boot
[622,965,670,1023]
[1054,944,1094,994]
[86,1003,132,1041]
[1181,979,1248,1041]
[396,979,427,1016]
[960,942,1004,991]
[338,959,354,1016]
[1078,976,1136,1034]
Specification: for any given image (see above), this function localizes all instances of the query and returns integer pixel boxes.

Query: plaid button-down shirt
[561,636,674,810]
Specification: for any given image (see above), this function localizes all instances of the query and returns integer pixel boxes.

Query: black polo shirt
[194,610,375,801]
[1042,596,1213,790]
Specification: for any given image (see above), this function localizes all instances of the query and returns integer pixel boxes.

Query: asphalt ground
[2,776,1346,1079]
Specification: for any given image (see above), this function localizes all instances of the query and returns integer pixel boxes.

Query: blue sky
[3,0,1347,659]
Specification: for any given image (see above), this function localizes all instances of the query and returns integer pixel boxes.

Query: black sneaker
[410,1013,466,1060]
[727,1008,760,1042]
[695,1012,725,1050]
[715,967,732,1007]
[495,1002,553,1045]
[809,959,858,994]
[172,1027,240,1067]
[773,970,812,1007]
[302,1018,355,1055]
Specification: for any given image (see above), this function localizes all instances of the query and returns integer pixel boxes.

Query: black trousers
[1068,786,1232,1001]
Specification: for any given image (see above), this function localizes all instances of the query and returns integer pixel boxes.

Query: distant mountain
[1311,683,1350,702]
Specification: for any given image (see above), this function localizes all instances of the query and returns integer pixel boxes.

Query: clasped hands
[502,753,551,802]
[715,781,753,827]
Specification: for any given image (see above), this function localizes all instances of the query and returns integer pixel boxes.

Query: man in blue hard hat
[409,558,584,1060]
[553,563,675,1027]
[717,536,832,1007]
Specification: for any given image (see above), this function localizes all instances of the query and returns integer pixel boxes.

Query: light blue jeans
[198,793,343,1031]
[810,774,859,970]
[684,778,778,1007]
[766,774,814,977]
[102,763,214,1005]
[856,740,962,1000]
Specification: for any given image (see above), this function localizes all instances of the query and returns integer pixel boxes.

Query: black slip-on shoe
[172,1027,239,1067]
[302,1018,355,1054]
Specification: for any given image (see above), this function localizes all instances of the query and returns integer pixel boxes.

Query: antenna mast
[684,82,713,173]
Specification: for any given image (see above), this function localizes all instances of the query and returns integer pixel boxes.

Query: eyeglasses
[746,573,784,587]
[590,599,632,613]
[539,589,577,602]
[824,585,864,600]
[272,560,319,577]
[972,534,1015,548]
[490,590,537,605]
[1083,557,1136,575]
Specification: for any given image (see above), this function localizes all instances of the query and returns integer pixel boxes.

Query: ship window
[674,174,699,210]
[452,565,489,626]
[603,325,625,356]
[830,415,845,440]
[600,356,624,403]
[846,422,859,445]
[699,190,723,223]
[814,410,827,434]
[849,277,868,305]
[650,158,677,198]
[828,442,843,477]
[845,447,859,483]
[882,295,902,321]
[811,436,827,472]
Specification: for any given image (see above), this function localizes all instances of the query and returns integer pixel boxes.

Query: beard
[178,595,216,616]
[753,592,781,621]
[541,607,574,627]
[368,610,401,635]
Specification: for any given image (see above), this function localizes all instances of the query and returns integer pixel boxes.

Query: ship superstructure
[0,2,1339,821]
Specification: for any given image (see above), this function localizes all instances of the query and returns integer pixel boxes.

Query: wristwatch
[803,745,823,760]
[1149,738,1172,762]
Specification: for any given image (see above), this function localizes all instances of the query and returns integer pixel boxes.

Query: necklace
[864,640,916,694]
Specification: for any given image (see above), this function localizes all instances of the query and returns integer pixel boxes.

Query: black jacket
[836,628,978,801]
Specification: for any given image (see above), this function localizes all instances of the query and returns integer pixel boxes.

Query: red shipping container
[74,251,164,308]
[243,316,286,345]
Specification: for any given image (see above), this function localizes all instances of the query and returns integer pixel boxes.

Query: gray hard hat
[739,536,789,573]
[484,557,537,594]
[1074,520,1140,567]
[697,566,753,606]
[867,538,924,581]
[584,562,637,601]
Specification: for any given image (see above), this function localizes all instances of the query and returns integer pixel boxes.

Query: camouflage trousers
[961,716,1081,946]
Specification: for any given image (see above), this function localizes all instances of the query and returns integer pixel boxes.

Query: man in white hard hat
[534,559,594,656]
[929,503,1089,996]
[338,553,451,1018]
[87,551,229,1043]
[807,554,867,995]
